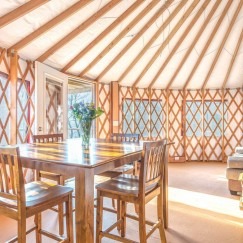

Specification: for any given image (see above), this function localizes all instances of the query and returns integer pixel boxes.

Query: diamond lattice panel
[168,90,184,157]
[119,86,134,134]
[17,60,35,143]
[185,90,203,161]
[150,89,167,140]
[0,48,10,145]
[46,84,57,134]
[98,83,110,139]
[203,89,223,161]
[0,72,10,145]
[134,88,150,140]
[224,88,243,159]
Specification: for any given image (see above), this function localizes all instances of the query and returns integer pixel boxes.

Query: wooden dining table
[18,138,169,243]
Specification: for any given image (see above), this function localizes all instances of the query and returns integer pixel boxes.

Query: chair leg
[35,170,41,180]
[157,195,167,243]
[96,191,103,243]
[134,203,139,215]
[138,202,146,243]
[121,201,126,237]
[35,213,42,243]
[58,203,64,236]
[65,194,74,243]
[18,213,27,243]
[112,198,116,209]
[133,161,138,176]
[117,199,121,231]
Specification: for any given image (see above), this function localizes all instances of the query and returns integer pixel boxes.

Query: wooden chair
[97,133,140,209]
[96,139,167,243]
[33,134,66,184]
[0,146,73,243]
[33,133,73,236]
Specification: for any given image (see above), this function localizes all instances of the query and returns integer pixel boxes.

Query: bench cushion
[235,147,243,154]
[226,168,243,180]
[227,156,243,169]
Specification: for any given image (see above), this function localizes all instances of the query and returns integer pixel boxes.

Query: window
[186,101,202,137]
[68,80,95,138]
[0,72,10,145]
[186,100,226,137]
[122,98,163,139]
[17,79,31,143]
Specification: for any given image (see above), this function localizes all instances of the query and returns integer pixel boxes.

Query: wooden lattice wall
[17,59,35,144]
[1,45,242,163]
[117,86,243,161]
[0,47,35,181]
[0,48,10,145]
[97,83,110,139]
[0,48,35,145]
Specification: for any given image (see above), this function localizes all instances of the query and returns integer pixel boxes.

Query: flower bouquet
[70,102,104,148]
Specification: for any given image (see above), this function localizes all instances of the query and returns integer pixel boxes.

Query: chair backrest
[111,133,140,142]
[33,133,63,143]
[139,139,167,196]
[0,146,25,207]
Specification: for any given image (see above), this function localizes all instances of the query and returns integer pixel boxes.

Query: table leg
[163,146,169,229]
[75,168,94,243]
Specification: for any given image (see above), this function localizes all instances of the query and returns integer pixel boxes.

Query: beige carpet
[0,162,242,242]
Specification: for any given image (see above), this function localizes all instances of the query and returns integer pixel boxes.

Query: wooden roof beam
[148,0,211,89]
[0,0,50,29]
[222,29,243,89]
[165,0,223,90]
[61,0,144,73]
[201,0,243,90]
[133,0,200,87]
[9,0,91,51]
[78,0,160,77]
[37,0,122,63]
[182,0,233,90]
[117,0,187,84]
[97,0,175,81]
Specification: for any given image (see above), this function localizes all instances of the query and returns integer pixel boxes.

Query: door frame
[35,61,68,138]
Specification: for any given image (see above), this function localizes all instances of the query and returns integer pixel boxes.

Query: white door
[35,61,68,139]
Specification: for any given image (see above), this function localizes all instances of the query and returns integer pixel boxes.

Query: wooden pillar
[110,81,119,134]
[221,88,225,162]
[9,49,18,145]
[182,89,186,160]
[202,89,205,162]
[148,88,152,140]
[166,90,169,140]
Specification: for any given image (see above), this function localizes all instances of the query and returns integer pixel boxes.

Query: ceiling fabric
[0,0,242,89]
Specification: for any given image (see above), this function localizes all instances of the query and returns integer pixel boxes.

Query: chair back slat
[139,139,167,196]
[111,133,140,143]
[33,134,63,143]
[0,147,25,204]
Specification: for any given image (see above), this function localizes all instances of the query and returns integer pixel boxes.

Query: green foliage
[70,101,104,121]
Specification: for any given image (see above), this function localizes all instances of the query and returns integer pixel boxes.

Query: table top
[18,138,143,168]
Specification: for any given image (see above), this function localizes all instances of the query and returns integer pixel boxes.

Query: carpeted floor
[0,162,242,242]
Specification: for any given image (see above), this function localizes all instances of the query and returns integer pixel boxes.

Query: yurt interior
[0,0,242,242]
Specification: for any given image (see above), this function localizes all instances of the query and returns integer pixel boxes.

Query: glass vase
[79,119,92,149]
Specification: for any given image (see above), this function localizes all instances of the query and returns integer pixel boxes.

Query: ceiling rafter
[222,29,243,89]
[36,0,122,63]
[165,0,223,90]
[182,0,234,90]
[148,0,211,89]
[78,0,160,77]
[117,0,187,84]
[0,0,50,29]
[8,0,91,52]
[133,0,200,88]
[61,0,144,73]
[201,0,243,90]
[97,0,175,81]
